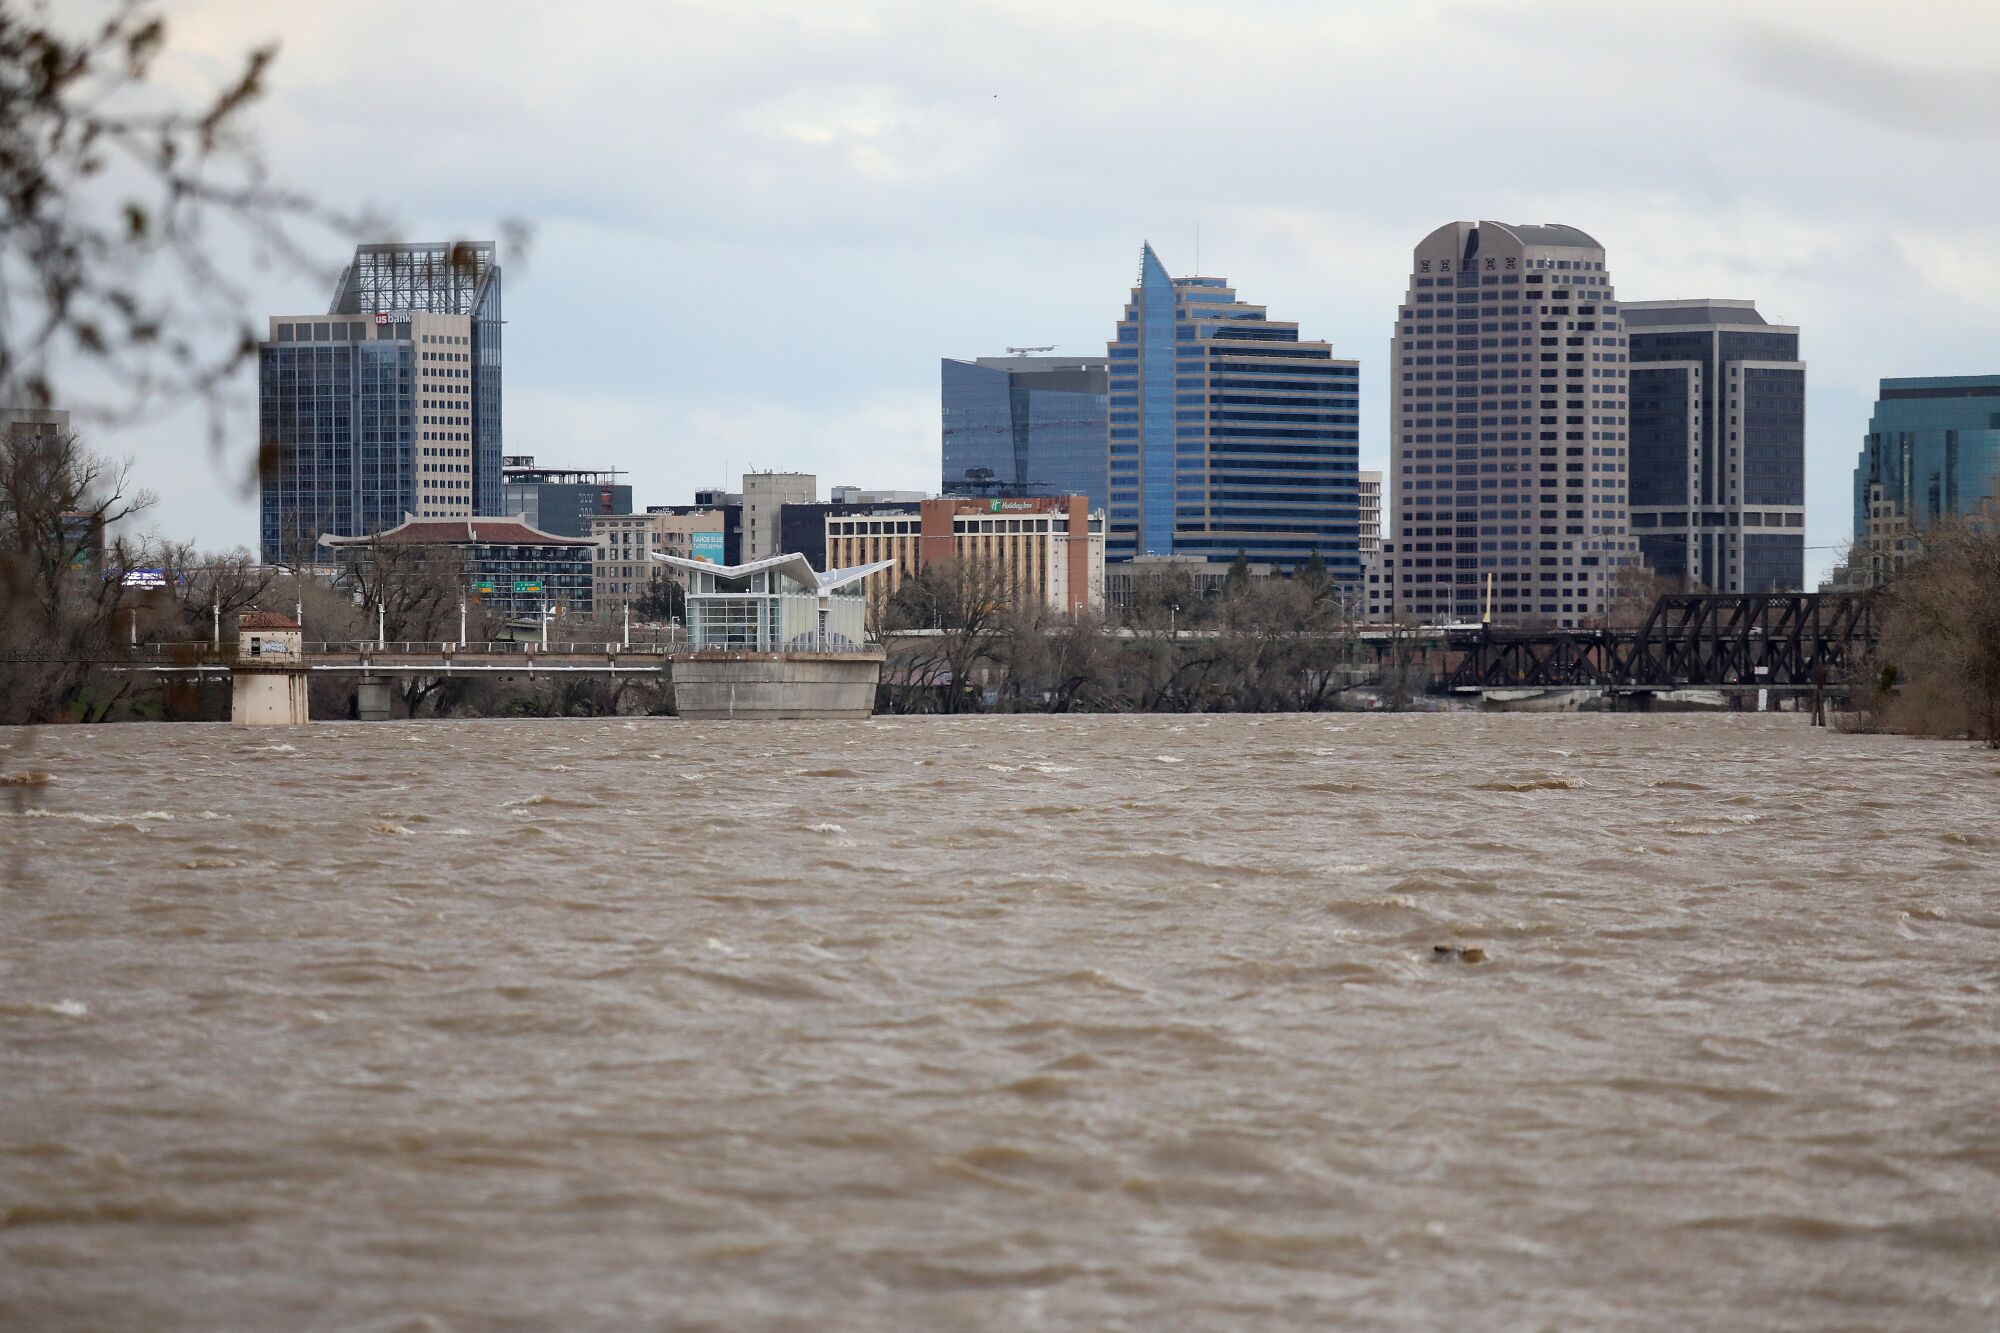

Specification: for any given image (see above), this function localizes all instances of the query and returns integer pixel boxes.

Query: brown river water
[2,714,1998,1331]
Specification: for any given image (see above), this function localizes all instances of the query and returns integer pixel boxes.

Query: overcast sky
[89,0,2000,584]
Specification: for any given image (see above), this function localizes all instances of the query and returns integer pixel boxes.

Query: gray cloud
[1737,25,2000,140]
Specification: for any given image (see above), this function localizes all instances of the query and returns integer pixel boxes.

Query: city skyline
[66,1,2000,588]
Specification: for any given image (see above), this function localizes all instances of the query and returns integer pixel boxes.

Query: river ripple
[3,714,1998,1330]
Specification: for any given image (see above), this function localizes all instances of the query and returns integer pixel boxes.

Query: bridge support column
[231,667,310,726]
[356,674,394,722]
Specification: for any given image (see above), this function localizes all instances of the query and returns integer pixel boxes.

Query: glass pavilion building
[940,355,1108,511]
[259,242,503,566]
[1105,244,1360,577]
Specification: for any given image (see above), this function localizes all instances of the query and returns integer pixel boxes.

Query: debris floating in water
[1432,945,1487,964]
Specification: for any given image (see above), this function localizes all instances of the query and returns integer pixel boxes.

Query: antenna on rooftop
[1005,345,1056,356]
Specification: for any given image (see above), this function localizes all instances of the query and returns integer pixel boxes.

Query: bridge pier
[356,675,394,722]
[231,612,310,726]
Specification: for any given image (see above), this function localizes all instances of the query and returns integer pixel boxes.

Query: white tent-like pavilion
[653,551,897,652]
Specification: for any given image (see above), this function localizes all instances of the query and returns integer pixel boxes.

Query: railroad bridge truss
[1443,593,1877,694]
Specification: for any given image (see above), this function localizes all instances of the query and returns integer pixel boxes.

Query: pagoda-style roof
[318,514,595,548]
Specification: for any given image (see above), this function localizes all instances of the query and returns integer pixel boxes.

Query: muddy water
[2,714,1998,1330]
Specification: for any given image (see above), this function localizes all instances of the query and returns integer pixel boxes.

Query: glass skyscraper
[940,355,1107,510]
[1387,221,1633,627]
[1625,300,1805,592]
[1853,376,2000,541]
[259,242,502,566]
[1105,244,1359,576]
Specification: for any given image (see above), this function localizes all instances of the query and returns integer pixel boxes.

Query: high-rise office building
[1106,244,1359,577]
[1388,221,1633,626]
[259,242,502,565]
[941,355,1108,510]
[1625,300,1804,592]
[1851,375,2000,583]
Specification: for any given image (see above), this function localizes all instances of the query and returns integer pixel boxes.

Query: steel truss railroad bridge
[1440,593,1877,694]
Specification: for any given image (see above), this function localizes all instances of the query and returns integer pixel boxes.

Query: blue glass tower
[1105,244,1359,576]
[1853,376,2000,538]
[940,355,1107,509]
[260,242,502,566]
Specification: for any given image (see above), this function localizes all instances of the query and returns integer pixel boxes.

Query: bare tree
[1601,558,1695,629]
[1873,519,2000,746]
[332,540,480,642]
[0,426,154,721]
[146,541,278,641]
[0,2,339,453]
[880,558,1017,713]
[993,603,1114,713]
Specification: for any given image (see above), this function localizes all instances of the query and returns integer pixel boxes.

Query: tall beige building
[742,471,815,561]
[1388,221,1635,627]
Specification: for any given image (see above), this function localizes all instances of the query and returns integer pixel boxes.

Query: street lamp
[1169,601,1179,640]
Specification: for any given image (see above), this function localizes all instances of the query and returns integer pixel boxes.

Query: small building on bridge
[233,611,308,726]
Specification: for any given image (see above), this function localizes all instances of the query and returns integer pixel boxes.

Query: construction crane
[1005,345,1056,356]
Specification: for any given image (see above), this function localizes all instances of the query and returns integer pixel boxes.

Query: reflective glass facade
[262,243,503,565]
[1625,301,1804,592]
[1107,244,1360,577]
[940,356,1107,510]
[258,321,416,566]
[1853,376,2000,539]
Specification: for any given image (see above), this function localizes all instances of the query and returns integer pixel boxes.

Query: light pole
[458,594,467,648]
[376,602,385,649]
[1169,602,1179,641]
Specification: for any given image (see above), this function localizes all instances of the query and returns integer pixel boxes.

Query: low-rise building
[823,495,1104,615]
[591,509,727,612]
[780,500,921,569]
[320,515,596,620]
[1103,553,1276,610]
[830,485,926,505]
[501,457,632,537]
